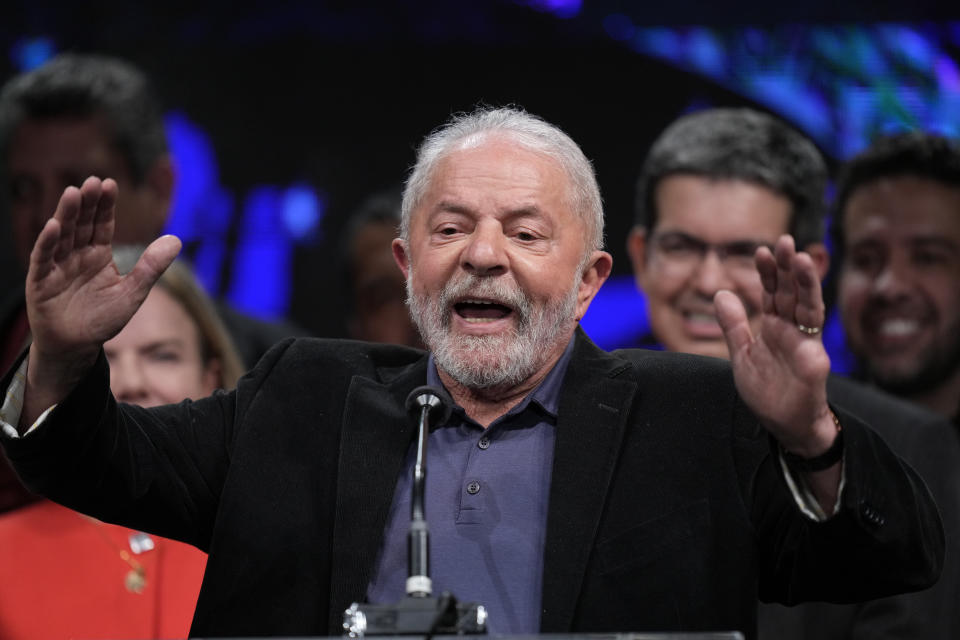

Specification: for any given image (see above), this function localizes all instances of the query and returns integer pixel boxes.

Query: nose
[460,220,507,277]
[109,355,150,405]
[871,255,914,301]
[690,249,735,297]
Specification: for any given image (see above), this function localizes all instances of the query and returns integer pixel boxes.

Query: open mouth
[680,309,724,338]
[683,311,718,325]
[864,316,927,351]
[454,299,514,323]
[875,318,921,338]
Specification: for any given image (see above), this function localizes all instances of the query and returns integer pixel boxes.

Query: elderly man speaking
[0,107,942,639]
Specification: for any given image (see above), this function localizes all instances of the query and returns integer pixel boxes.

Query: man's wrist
[21,345,98,430]
[781,410,843,473]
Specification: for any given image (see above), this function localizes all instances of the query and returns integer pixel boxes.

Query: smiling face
[105,287,220,408]
[628,175,795,359]
[393,137,611,390]
[838,175,960,396]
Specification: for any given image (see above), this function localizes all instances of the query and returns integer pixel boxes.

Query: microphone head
[405,385,453,426]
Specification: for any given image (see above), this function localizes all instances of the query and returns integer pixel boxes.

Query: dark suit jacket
[0,288,39,515]
[1,330,943,639]
[758,375,960,639]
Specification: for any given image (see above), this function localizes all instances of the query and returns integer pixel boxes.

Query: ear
[392,238,410,279]
[803,242,831,281]
[626,226,651,292]
[575,250,613,320]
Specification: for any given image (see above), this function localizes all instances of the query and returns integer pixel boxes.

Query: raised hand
[22,176,181,428]
[714,235,836,459]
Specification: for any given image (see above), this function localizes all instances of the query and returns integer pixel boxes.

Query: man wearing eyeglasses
[627,107,960,639]
[627,109,829,359]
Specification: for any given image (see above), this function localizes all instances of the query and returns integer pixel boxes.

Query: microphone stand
[343,387,488,638]
[407,391,432,598]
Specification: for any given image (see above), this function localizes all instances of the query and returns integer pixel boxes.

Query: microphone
[342,385,486,637]
[405,385,453,426]
[403,386,451,598]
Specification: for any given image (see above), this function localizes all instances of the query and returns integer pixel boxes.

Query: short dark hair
[635,108,827,249]
[831,132,960,252]
[0,53,167,184]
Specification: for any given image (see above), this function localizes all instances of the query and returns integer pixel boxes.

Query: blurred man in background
[834,132,960,425]
[628,107,960,639]
[0,54,175,512]
[0,53,305,513]
[0,53,306,371]
[0,53,173,373]
[338,189,422,347]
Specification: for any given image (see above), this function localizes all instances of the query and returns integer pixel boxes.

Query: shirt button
[466,481,481,495]
[478,437,491,450]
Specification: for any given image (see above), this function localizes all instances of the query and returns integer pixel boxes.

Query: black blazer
[1,330,943,639]
[758,375,960,639]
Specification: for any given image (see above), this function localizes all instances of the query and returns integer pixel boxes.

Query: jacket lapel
[322,334,638,633]
[541,330,638,632]
[326,356,428,631]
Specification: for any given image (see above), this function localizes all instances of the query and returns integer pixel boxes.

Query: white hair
[400,106,605,252]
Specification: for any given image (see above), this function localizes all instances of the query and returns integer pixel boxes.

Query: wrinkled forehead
[416,138,586,229]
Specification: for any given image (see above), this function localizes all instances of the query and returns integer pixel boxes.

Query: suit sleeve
[0,339,296,551]
[743,400,945,605]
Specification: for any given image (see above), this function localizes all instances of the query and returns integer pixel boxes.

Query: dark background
[1,0,958,342]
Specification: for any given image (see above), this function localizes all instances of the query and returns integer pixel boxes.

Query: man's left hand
[715,235,838,460]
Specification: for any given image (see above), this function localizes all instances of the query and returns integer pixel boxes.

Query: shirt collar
[426,334,576,421]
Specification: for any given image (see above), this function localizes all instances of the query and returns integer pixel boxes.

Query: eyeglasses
[650,231,772,275]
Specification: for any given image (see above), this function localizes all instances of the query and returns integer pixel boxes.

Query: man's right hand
[20,176,181,430]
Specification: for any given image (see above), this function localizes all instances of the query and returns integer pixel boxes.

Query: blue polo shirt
[365,338,575,634]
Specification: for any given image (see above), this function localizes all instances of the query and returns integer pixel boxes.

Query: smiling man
[835,132,960,422]
[628,108,960,639]
[628,109,829,357]
[0,107,943,639]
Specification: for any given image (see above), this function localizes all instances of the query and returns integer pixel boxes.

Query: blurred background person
[626,107,960,639]
[0,246,244,640]
[0,54,173,373]
[0,53,306,514]
[0,52,305,374]
[834,133,960,424]
[338,189,423,347]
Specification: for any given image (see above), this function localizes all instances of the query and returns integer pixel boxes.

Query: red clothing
[0,500,206,639]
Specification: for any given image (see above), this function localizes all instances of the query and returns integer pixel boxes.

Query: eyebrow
[911,236,960,251]
[103,339,186,356]
[849,235,960,253]
[654,230,772,245]
[432,201,473,216]
[140,339,188,352]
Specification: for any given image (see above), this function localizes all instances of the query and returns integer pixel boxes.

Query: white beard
[406,270,581,390]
